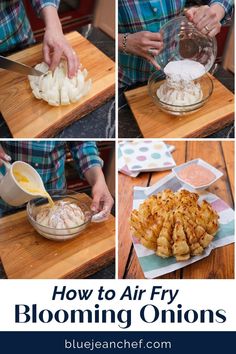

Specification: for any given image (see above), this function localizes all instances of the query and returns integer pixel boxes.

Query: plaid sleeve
[68,142,103,178]
[30,0,60,17]
[209,0,233,23]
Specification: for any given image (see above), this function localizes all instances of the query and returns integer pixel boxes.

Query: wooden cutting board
[0,32,115,138]
[0,194,115,279]
[125,76,234,138]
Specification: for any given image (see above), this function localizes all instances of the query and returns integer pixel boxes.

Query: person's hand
[185,5,224,37]
[41,6,79,78]
[124,31,163,69]
[84,165,114,219]
[43,28,79,78]
[0,149,11,166]
[91,180,114,219]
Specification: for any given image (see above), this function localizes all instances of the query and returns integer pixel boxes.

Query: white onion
[28,62,92,106]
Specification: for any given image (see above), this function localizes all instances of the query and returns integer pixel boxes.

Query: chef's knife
[0,55,44,76]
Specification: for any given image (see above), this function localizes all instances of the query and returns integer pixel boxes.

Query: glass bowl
[148,72,213,116]
[27,190,92,241]
[156,16,217,74]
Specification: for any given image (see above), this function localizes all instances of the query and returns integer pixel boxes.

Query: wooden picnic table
[118,140,234,279]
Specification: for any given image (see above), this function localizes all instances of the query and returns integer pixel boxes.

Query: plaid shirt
[0,1,59,53]
[0,141,103,214]
[118,0,233,87]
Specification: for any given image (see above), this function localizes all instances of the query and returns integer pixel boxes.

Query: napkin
[131,173,235,279]
[118,141,176,177]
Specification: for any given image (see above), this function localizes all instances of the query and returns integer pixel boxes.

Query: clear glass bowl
[156,16,217,74]
[27,190,92,241]
[148,72,213,116]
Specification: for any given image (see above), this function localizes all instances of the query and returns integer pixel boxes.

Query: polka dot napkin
[119,141,176,176]
[118,144,139,177]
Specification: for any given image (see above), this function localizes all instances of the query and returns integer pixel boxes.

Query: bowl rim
[26,192,92,231]
[160,15,209,34]
[148,73,214,109]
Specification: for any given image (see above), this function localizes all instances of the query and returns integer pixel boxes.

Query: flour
[164,59,206,81]
[157,79,203,106]
[36,200,85,229]
[157,59,205,106]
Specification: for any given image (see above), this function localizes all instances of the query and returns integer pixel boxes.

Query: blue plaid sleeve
[68,142,103,178]
[209,0,233,23]
[30,0,60,17]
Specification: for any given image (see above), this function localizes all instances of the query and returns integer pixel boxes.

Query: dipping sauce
[13,170,54,207]
[177,164,216,187]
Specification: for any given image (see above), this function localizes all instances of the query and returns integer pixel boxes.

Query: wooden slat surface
[0,32,115,138]
[0,194,115,279]
[118,141,234,279]
[118,172,149,279]
[124,76,234,138]
[221,141,235,196]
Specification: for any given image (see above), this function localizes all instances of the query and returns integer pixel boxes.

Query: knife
[0,55,44,76]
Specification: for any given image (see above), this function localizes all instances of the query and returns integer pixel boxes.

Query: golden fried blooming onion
[130,189,219,261]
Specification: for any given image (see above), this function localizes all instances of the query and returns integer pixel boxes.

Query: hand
[91,180,114,219]
[43,28,79,78]
[122,31,163,69]
[84,166,114,219]
[41,6,79,78]
[185,5,224,37]
[0,148,11,166]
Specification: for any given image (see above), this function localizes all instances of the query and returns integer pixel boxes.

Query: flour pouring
[163,60,206,82]
[156,59,206,107]
[146,14,218,115]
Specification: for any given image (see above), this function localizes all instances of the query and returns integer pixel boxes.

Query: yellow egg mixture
[13,170,54,207]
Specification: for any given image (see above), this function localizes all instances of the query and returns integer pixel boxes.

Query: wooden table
[118,141,234,279]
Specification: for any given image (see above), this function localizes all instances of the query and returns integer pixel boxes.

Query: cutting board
[0,194,115,279]
[0,32,115,138]
[124,76,234,138]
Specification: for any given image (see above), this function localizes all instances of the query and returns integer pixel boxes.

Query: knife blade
[0,55,44,76]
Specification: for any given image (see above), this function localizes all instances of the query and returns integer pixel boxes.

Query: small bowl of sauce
[172,158,223,190]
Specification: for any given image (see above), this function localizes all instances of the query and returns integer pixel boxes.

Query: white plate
[172,158,223,191]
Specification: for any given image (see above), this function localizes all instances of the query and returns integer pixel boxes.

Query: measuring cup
[0,160,46,206]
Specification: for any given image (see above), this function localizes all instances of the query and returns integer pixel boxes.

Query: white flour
[157,59,205,106]
[157,79,203,106]
[164,59,206,81]
[36,200,85,229]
